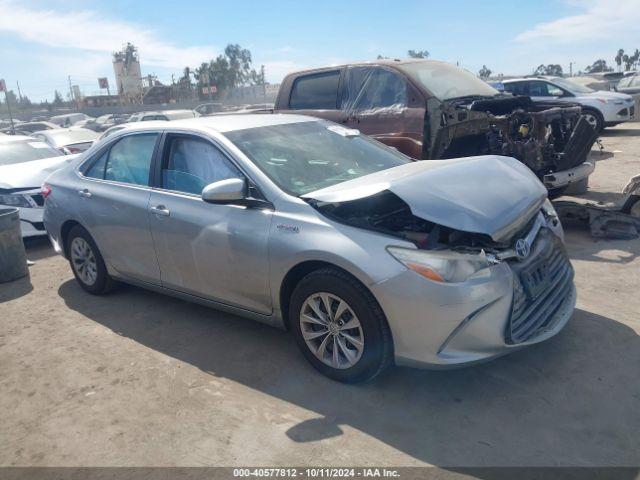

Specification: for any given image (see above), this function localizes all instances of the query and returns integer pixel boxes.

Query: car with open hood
[43,115,576,382]
[275,59,598,196]
[0,135,77,237]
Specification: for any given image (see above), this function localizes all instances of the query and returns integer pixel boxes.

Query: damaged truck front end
[427,95,597,193]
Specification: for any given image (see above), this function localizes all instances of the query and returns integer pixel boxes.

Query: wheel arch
[278,260,377,331]
[59,219,83,258]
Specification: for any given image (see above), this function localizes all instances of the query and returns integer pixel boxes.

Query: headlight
[606,99,624,105]
[387,247,495,283]
[0,194,32,208]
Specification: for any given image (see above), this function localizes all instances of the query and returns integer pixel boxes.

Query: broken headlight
[387,247,495,283]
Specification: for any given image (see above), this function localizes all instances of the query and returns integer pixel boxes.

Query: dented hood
[302,156,547,242]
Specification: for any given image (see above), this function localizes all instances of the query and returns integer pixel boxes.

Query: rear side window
[84,133,158,186]
[289,71,340,110]
[504,82,529,96]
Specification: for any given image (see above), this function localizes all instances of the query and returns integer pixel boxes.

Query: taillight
[62,146,82,154]
[41,183,52,199]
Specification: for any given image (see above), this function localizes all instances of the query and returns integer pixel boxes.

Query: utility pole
[261,64,266,104]
[569,62,574,77]
[67,75,76,110]
[0,79,16,134]
[16,81,22,102]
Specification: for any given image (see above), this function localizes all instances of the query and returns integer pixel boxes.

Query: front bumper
[543,161,595,190]
[370,229,576,368]
[16,206,46,238]
[601,101,635,123]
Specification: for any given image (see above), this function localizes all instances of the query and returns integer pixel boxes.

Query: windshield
[550,77,595,94]
[0,140,62,166]
[398,61,499,100]
[225,121,409,195]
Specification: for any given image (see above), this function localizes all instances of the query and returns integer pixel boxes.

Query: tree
[408,49,429,59]
[585,59,613,73]
[615,49,625,71]
[533,64,563,76]
[478,65,492,78]
[53,90,64,106]
[376,54,389,60]
[190,44,264,100]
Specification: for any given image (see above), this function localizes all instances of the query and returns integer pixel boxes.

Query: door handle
[149,205,170,217]
[78,189,92,198]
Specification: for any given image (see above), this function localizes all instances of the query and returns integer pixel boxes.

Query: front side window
[289,71,340,110]
[84,133,157,185]
[225,121,409,196]
[527,81,563,97]
[161,136,242,195]
[342,67,408,112]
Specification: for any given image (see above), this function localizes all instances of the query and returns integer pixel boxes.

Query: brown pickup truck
[274,59,598,193]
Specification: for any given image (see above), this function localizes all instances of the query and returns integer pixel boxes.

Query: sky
[1,0,639,102]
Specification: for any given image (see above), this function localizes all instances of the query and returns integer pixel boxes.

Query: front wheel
[582,109,604,133]
[289,268,393,383]
[67,225,115,295]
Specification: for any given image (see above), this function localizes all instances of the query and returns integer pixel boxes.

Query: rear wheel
[289,268,393,383]
[67,225,114,295]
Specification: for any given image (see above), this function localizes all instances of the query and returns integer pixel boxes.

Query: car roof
[288,58,462,76]
[112,114,317,134]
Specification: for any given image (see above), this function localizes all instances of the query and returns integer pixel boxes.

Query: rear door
[78,132,161,284]
[147,132,273,314]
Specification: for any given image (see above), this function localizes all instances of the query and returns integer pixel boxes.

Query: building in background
[113,43,143,104]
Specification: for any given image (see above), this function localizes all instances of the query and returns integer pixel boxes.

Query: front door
[340,66,424,158]
[78,132,161,285]
[148,133,273,314]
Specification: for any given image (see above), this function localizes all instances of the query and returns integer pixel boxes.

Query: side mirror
[201,178,246,204]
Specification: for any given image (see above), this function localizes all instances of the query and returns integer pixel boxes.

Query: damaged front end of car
[426,95,598,191]
[303,156,575,357]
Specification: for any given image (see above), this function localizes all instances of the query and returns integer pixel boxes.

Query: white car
[503,76,635,131]
[0,135,77,237]
[31,127,99,154]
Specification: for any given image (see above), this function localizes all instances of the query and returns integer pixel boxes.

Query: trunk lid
[302,155,547,242]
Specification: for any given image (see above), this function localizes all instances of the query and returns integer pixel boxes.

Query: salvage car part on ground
[44,115,576,382]
[553,174,640,239]
[275,60,598,194]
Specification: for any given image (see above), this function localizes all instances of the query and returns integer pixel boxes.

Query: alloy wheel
[299,292,364,369]
[582,113,599,129]
[70,237,98,286]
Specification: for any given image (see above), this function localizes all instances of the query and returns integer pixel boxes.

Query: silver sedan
[43,115,576,382]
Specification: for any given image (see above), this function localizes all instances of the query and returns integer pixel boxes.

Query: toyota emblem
[515,239,531,260]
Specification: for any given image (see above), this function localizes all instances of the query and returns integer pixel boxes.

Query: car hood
[0,154,78,190]
[583,90,633,101]
[302,156,548,242]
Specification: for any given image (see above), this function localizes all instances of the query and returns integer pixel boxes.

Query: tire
[581,108,604,133]
[289,268,393,383]
[66,225,115,295]
[622,195,640,218]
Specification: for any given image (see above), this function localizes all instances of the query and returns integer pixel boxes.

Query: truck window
[350,68,408,112]
[289,71,340,110]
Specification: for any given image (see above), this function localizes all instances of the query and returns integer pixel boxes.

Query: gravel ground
[1,124,639,468]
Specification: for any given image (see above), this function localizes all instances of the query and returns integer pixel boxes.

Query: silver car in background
[43,115,576,382]
[32,127,99,155]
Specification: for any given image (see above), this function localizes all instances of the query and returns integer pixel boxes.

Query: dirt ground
[1,125,639,469]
